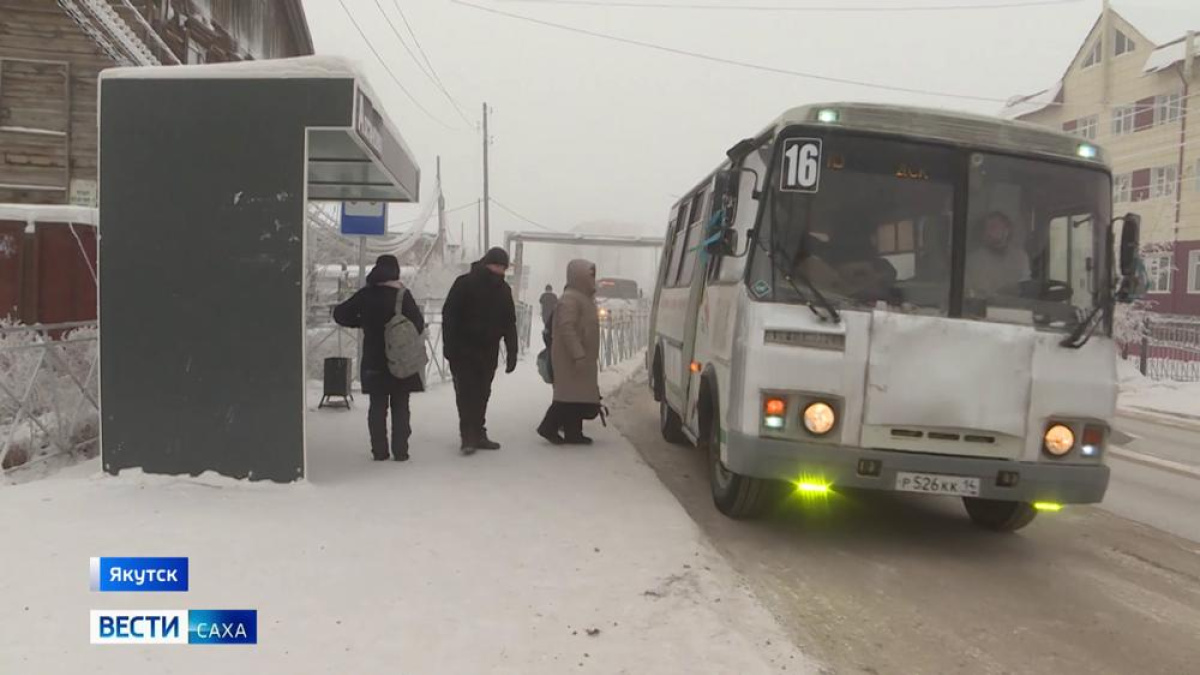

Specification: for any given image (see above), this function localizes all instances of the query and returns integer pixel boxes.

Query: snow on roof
[0,204,98,229]
[100,56,419,195]
[999,81,1063,120]
[1143,35,1198,74]
[99,55,358,81]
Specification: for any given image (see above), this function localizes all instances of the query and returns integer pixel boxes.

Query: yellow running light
[803,402,836,436]
[794,481,831,494]
[1033,502,1064,512]
[1043,424,1075,456]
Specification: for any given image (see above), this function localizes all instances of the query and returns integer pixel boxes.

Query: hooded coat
[333,257,426,395]
[551,259,601,404]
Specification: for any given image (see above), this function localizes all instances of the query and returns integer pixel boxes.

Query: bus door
[674,183,714,432]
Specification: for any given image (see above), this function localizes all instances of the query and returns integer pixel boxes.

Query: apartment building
[1004,5,1199,315]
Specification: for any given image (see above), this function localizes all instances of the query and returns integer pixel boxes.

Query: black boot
[562,434,594,446]
[460,426,478,455]
[537,423,566,445]
[477,434,502,451]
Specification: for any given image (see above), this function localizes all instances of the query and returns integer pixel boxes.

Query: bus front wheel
[962,497,1038,532]
[705,400,777,519]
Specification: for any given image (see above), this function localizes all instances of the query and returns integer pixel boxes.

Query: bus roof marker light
[1077,143,1098,159]
[816,108,840,124]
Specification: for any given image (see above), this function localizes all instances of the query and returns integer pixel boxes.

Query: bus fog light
[803,402,836,436]
[1043,424,1074,456]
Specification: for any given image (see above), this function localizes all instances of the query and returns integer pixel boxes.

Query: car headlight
[1043,424,1075,456]
[803,402,836,436]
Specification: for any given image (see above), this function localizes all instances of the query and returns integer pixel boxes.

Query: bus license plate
[895,472,981,497]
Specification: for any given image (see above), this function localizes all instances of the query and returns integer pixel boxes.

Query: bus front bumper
[725,431,1110,504]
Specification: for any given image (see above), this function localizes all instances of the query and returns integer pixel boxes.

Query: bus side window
[659,206,680,286]
[677,188,709,285]
[666,204,690,286]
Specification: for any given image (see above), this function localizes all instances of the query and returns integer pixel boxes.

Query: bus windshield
[750,130,1111,332]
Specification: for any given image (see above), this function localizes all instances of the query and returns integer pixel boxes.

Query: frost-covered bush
[0,320,98,471]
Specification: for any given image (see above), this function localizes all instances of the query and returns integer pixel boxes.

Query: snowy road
[0,361,818,674]
[1104,415,1200,543]
[611,375,1200,675]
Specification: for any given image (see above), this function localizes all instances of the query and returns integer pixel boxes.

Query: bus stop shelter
[98,56,419,482]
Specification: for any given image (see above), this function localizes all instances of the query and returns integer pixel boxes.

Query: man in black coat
[539,284,558,328]
[442,247,518,454]
[333,255,425,462]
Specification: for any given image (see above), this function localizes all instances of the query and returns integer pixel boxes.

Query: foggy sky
[302,0,1199,250]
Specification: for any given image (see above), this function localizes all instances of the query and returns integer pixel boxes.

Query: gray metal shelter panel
[99,77,353,482]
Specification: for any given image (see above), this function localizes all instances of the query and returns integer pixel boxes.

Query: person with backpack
[442,247,518,454]
[333,254,426,462]
[537,259,601,446]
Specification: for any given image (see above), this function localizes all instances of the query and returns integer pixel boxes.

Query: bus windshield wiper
[1060,304,1104,349]
[757,236,841,323]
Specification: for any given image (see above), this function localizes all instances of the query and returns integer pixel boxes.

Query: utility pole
[436,155,446,265]
[482,102,491,251]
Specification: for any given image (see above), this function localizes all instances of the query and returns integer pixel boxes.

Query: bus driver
[965,211,1031,298]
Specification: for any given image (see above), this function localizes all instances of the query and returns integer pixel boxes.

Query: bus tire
[651,350,665,403]
[962,497,1038,532]
[659,399,688,445]
[704,395,777,519]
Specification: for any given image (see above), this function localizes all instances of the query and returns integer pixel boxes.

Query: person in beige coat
[537,259,601,445]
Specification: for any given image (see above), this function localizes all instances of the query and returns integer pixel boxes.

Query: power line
[452,0,1060,106]
[490,198,562,232]
[456,0,1179,114]
[391,0,476,126]
[336,0,458,130]
[490,0,1084,12]
[371,0,439,85]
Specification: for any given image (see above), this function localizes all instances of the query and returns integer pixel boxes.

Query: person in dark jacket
[539,285,558,327]
[442,247,518,454]
[333,255,425,462]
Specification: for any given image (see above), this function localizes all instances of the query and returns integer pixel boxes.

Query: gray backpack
[384,285,428,380]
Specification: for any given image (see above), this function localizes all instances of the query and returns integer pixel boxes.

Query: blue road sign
[340,201,387,236]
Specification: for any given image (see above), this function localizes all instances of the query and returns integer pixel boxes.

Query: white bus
[648,103,1142,531]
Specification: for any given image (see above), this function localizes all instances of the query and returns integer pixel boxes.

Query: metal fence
[1124,317,1200,382]
[599,310,650,370]
[0,322,99,474]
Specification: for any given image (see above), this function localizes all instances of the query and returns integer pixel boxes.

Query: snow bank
[0,359,816,674]
[1117,357,1200,420]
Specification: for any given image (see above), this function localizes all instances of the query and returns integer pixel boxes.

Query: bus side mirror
[1119,213,1140,277]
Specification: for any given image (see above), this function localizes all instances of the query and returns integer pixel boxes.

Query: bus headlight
[1043,424,1075,456]
[803,402,836,436]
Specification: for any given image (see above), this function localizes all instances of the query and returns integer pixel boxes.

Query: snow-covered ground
[1117,358,1200,421]
[0,356,816,674]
